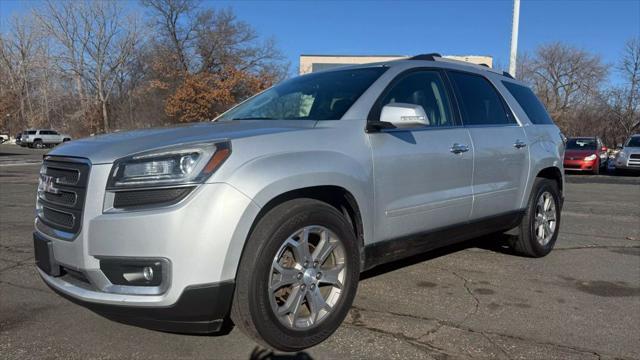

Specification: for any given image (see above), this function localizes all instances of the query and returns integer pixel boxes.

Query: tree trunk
[101,99,109,133]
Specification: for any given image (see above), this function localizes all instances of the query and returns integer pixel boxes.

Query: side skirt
[363,209,525,270]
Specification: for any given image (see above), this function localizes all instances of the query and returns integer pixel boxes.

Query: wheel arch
[258,185,364,261]
[536,166,563,193]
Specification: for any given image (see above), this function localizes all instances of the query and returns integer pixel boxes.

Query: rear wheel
[231,198,359,351]
[33,140,44,149]
[510,178,561,257]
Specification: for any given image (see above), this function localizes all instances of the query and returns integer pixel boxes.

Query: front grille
[43,190,77,206]
[630,154,640,159]
[37,157,90,237]
[42,207,74,228]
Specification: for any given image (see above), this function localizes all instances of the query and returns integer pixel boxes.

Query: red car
[563,137,608,174]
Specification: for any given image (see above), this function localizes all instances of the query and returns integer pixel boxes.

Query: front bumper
[39,265,234,333]
[563,159,597,171]
[34,162,260,332]
[614,158,640,171]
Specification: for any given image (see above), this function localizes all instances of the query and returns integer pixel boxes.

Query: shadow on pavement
[250,347,313,360]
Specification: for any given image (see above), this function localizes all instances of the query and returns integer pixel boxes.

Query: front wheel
[231,198,360,351]
[510,178,561,257]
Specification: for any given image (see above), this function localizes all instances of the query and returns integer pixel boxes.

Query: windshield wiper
[231,116,275,120]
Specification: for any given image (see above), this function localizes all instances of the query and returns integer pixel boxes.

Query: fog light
[143,266,154,281]
[100,258,165,287]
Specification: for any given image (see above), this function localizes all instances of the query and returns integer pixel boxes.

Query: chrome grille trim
[37,156,91,240]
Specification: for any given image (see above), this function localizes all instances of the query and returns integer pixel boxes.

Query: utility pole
[509,0,521,77]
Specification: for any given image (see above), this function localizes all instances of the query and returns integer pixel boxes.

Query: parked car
[614,134,640,173]
[0,133,9,143]
[15,132,24,146]
[563,137,608,174]
[21,129,71,148]
[33,54,564,351]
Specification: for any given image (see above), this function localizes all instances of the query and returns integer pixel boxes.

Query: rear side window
[448,71,513,126]
[27,131,37,135]
[502,81,554,125]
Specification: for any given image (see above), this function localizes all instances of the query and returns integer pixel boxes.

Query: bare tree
[609,38,640,141]
[141,0,198,73]
[0,16,38,129]
[36,0,140,132]
[2,0,287,135]
[520,43,607,131]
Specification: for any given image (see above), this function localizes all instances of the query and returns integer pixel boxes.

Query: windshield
[626,136,640,147]
[218,67,387,121]
[566,138,597,150]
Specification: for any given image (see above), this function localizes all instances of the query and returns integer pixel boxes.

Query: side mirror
[380,103,429,128]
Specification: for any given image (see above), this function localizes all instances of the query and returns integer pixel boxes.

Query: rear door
[368,69,474,242]
[447,71,530,219]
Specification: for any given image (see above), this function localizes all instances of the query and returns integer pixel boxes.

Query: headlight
[584,154,597,161]
[107,141,231,190]
[617,152,627,160]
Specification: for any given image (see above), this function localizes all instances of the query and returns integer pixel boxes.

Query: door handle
[514,140,527,149]
[450,143,470,154]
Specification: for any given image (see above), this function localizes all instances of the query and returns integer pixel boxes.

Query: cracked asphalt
[1,144,639,360]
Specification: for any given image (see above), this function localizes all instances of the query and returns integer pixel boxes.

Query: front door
[368,69,474,243]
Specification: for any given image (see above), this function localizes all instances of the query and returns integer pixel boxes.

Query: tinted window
[219,67,387,121]
[566,138,597,150]
[448,71,512,126]
[379,71,453,127]
[502,81,554,125]
[625,136,640,147]
[27,131,36,135]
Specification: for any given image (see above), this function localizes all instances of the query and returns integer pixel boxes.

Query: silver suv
[21,129,71,148]
[34,54,564,351]
[614,134,640,172]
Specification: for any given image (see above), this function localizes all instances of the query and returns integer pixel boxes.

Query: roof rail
[408,53,442,61]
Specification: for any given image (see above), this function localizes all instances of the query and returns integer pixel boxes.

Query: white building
[299,54,493,75]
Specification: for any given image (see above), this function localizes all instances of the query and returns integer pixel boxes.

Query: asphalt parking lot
[1,144,639,360]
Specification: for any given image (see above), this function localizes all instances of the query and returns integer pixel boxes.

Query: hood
[564,149,597,158]
[48,120,316,164]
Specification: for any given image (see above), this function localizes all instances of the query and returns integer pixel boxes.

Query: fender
[219,150,374,279]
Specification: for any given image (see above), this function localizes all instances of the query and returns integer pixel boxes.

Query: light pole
[509,0,521,77]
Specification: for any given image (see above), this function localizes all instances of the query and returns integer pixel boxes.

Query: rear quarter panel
[522,124,565,206]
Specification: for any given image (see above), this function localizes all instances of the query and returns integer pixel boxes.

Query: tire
[510,178,561,257]
[231,198,360,351]
[33,140,44,149]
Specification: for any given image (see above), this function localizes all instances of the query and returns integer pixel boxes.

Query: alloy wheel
[268,225,346,330]
[534,191,557,246]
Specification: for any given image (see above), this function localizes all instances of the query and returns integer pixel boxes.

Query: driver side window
[380,71,454,127]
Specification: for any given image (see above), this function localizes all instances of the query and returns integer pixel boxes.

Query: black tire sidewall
[526,179,561,256]
[243,200,359,351]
